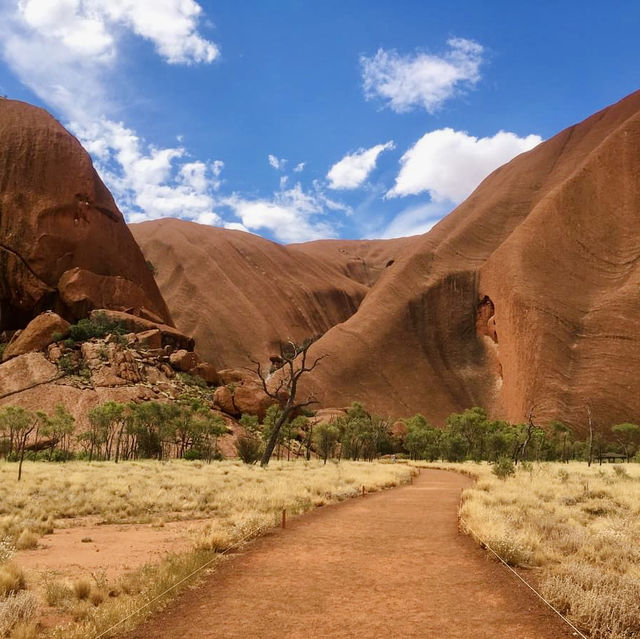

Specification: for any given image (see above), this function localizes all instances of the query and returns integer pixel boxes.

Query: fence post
[281,509,286,529]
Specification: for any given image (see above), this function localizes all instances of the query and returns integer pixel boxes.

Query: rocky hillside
[295,90,640,432]
[131,220,412,369]
[135,91,640,433]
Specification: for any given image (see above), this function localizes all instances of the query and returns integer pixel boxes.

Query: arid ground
[123,469,576,639]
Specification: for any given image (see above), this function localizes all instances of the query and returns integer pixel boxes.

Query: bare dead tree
[513,404,538,465]
[587,405,594,467]
[252,339,325,467]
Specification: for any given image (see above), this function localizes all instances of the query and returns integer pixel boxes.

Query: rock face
[2,312,70,361]
[130,220,410,369]
[0,99,172,330]
[137,91,640,434]
[297,90,640,433]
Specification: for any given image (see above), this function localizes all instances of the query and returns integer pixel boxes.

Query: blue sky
[0,0,638,243]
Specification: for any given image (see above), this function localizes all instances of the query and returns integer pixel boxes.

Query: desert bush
[0,592,38,637]
[44,579,73,607]
[67,313,125,344]
[14,530,37,551]
[8,621,39,639]
[612,464,629,479]
[0,564,26,597]
[72,579,91,601]
[557,468,570,483]
[491,456,515,479]
[0,539,14,565]
[235,434,262,464]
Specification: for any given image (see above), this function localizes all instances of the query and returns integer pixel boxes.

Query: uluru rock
[0,352,59,398]
[296,90,640,433]
[2,311,70,361]
[130,220,410,369]
[0,99,172,329]
[134,91,640,434]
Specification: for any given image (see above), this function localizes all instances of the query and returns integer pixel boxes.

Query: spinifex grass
[0,459,412,637]
[417,461,640,639]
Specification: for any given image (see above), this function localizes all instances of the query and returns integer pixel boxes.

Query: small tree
[252,339,324,467]
[313,423,339,464]
[0,407,38,480]
[611,423,640,461]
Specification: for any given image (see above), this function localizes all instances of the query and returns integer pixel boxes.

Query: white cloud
[15,0,219,65]
[327,141,394,190]
[73,118,222,223]
[361,38,484,113]
[224,222,250,233]
[222,183,345,243]
[388,128,542,203]
[0,1,223,225]
[293,162,305,173]
[379,201,452,239]
[268,154,287,171]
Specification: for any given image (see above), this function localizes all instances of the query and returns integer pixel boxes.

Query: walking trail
[124,469,577,639]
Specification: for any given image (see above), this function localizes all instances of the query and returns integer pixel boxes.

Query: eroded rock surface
[0,99,171,329]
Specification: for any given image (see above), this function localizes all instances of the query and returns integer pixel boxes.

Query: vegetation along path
[124,469,576,639]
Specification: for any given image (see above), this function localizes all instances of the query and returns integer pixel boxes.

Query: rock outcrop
[130,220,410,369]
[297,90,640,433]
[2,311,70,362]
[0,99,172,330]
[136,91,640,434]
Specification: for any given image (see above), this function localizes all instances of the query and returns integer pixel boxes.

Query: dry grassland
[417,461,640,639]
[0,459,412,638]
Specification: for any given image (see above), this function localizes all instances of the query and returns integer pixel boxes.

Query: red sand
[124,470,577,639]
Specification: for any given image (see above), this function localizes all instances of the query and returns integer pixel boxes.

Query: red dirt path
[124,470,577,638]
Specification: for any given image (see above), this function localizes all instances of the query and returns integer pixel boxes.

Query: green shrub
[235,434,262,464]
[66,312,125,344]
[492,456,516,480]
[183,449,203,461]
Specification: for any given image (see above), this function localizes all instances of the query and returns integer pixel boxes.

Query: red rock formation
[131,220,410,370]
[0,99,171,329]
[297,90,640,433]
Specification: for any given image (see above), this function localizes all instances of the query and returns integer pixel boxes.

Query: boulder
[136,329,162,350]
[0,352,59,398]
[2,312,70,362]
[213,379,274,421]
[89,309,194,351]
[169,349,199,372]
[191,362,219,385]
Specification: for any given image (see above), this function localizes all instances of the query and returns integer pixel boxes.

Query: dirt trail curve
[124,470,576,639]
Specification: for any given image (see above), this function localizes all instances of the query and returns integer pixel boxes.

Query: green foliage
[404,414,440,460]
[492,456,516,479]
[146,259,157,276]
[0,343,5,360]
[239,414,259,434]
[66,312,125,344]
[313,423,339,463]
[335,402,391,461]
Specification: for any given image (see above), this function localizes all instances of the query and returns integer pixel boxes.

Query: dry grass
[0,459,412,638]
[417,461,640,639]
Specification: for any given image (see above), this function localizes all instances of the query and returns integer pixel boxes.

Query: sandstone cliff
[0,99,171,330]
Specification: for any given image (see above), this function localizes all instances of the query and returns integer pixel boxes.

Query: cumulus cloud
[15,0,218,65]
[361,38,484,113]
[293,162,306,173]
[327,141,394,190]
[388,128,542,203]
[72,118,222,223]
[268,154,287,171]
[0,0,224,225]
[222,183,348,243]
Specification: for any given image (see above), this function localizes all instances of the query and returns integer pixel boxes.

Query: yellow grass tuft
[417,461,640,639]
